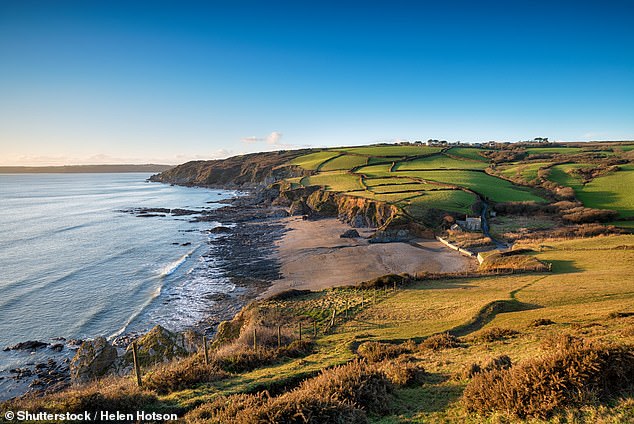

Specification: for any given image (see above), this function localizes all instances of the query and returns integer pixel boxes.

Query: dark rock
[289,200,310,216]
[4,340,48,351]
[49,343,64,352]
[137,214,166,217]
[70,337,117,383]
[208,226,232,234]
[181,242,191,246]
[171,208,201,216]
[340,229,361,238]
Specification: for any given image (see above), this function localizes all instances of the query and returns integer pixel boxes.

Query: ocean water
[0,173,236,353]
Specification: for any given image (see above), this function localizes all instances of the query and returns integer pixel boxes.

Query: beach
[263,216,477,297]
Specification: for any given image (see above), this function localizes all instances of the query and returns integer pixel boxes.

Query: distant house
[456,216,482,231]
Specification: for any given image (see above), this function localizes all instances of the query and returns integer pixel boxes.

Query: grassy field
[525,147,583,155]
[392,170,546,203]
[548,164,634,218]
[445,147,490,162]
[161,235,634,422]
[301,171,365,192]
[394,154,488,171]
[402,190,478,215]
[291,151,341,170]
[499,162,550,183]
[319,154,369,171]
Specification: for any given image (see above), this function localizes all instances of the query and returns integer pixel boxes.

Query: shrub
[474,327,519,342]
[420,333,459,350]
[3,378,157,415]
[379,358,426,387]
[299,360,394,415]
[454,355,511,380]
[357,341,410,362]
[185,360,395,423]
[529,318,555,327]
[186,391,367,424]
[463,339,634,419]
[143,354,227,394]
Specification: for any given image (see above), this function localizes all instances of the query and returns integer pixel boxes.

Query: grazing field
[393,170,546,203]
[499,162,550,183]
[318,154,369,171]
[525,147,583,155]
[573,164,634,218]
[394,154,488,170]
[290,151,340,170]
[301,172,364,192]
[445,147,490,162]
[402,190,478,215]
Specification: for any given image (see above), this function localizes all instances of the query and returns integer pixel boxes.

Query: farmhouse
[456,216,482,231]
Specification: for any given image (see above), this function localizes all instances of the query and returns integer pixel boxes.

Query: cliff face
[149,150,312,188]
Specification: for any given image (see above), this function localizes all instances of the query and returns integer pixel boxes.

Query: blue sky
[1,0,633,165]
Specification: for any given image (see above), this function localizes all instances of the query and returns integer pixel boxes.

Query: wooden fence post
[299,322,302,341]
[361,292,364,308]
[330,308,336,327]
[277,325,282,349]
[132,342,142,387]
[253,328,257,351]
[203,336,209,365]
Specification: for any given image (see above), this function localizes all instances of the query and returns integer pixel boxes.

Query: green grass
[499,162,550,182]
[291,151,341,170]
[548,164,634,218]
[525,147,583,155]
[445,147,490,162]
[394,170,546,203]
[401,190,478,215]
[363,177,419,186]
[301,171,365,192]
[355,163,395,177]
[370,183,447,194]
[394,154,488,171]
[333,145,442,157]
[574,164,634,218]
[318,154,369,171]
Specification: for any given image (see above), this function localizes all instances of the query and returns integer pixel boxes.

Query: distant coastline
[0,164,174,173]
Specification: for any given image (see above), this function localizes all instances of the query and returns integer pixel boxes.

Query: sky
[1,0,633,165]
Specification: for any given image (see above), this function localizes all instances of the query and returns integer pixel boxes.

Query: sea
[0,173,237,398]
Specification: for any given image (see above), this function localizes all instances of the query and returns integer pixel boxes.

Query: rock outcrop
[70,337,118,383]
[122,325,191,368]
[149,150,311,188]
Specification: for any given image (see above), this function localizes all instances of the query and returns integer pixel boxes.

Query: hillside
[153,141,634,238]
[5,142,633,423]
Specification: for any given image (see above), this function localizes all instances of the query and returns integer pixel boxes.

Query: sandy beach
[263,217,477,297]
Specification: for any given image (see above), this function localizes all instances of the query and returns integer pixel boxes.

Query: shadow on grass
[449,299,541,338]
[548,259,582,274]
[392,377,464,416]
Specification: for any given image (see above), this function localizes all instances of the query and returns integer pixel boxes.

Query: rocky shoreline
[0,191,290,400]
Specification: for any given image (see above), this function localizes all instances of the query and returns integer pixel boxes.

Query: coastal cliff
[149,150,311,188]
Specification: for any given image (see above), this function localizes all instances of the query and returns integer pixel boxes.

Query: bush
[186,360,396,422]
[379,357,426,387]
[454,355,512,380]
[186,391,367,424]
[3,378,157,416]
[143,354,227,394]
[529,318,555,327]
[474,327,519,342]
[420,333,459,350]
[562,207,618,224]
[357,341,410,362]
[300,360,394,415]
[463,338,634,419]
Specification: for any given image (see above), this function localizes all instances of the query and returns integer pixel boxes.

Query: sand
[262,217,476,297]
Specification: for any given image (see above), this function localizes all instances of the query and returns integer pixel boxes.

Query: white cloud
[266,131,283,145]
